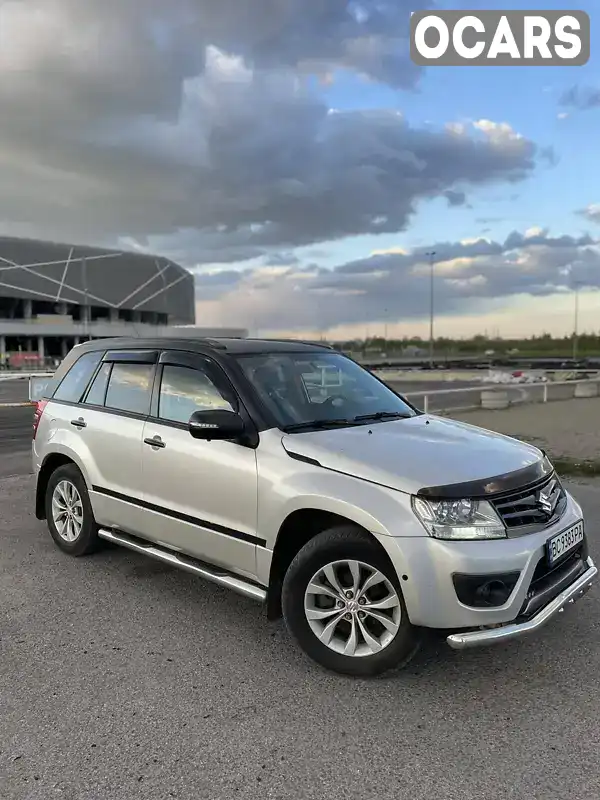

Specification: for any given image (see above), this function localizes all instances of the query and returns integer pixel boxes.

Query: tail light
[33,400,48,439]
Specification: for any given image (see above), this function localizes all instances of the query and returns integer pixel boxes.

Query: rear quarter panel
[34,402,147,534]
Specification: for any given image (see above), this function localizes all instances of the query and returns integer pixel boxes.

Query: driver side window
[158,364,234,424]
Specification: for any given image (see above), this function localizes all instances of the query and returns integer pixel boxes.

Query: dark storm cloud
[0,1,544,265]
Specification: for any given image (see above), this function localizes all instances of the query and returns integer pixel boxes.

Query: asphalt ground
[0,407,33,478]
[0,379,34,406]
[1,406,600,799]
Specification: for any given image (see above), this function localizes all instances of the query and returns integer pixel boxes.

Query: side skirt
[97,528,267,603]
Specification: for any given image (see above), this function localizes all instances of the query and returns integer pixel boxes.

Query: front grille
[491,473,566,530]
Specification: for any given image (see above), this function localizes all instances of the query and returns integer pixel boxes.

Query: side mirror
[188,409,246,441]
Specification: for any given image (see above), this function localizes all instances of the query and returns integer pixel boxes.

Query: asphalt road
[0,378,33,405]
[1,426,599,798]
[0,407,33,478]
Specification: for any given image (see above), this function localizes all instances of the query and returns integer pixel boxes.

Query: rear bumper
[446,557,597,650]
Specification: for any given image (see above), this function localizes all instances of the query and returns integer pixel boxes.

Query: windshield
[237,352,417,430]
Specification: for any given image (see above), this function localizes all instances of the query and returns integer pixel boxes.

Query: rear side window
[104,363,154,415]
[84,362,112,406]
[53,351,103,403]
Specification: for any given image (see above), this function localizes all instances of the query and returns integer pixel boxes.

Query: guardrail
[399,378,600,414]
[0,371,54,379]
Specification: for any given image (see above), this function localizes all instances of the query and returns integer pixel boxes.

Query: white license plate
[546,521,584,566]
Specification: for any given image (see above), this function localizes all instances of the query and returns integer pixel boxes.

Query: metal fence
[398,379,599,414]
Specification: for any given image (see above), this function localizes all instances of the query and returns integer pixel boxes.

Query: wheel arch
[35,452,88,520]
[265,508,398,620]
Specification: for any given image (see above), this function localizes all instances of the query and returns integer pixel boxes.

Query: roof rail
[251,337,334,350]
[291,339,335,350]
[197,338,228,349]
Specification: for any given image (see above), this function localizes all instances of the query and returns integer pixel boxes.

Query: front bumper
[447,557,597,649]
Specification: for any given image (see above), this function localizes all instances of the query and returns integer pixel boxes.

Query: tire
[45,463,101,556]
[281,526,420,677]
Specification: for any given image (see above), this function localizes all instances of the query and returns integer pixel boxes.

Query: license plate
[546,521,584,566]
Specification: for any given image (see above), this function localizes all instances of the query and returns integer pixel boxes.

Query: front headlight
[411,496,506,540]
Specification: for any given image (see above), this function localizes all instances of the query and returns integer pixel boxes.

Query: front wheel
[281,526,420,676]
[45,463,101,556]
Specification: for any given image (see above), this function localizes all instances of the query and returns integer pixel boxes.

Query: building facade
[0,236,246,367]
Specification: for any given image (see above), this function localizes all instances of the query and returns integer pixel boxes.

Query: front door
[139,351,259,579]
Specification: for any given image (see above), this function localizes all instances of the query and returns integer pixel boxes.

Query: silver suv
[32,338,596,676]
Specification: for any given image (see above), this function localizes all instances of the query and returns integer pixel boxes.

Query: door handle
[144,436,166,449]
[70,418,87,428]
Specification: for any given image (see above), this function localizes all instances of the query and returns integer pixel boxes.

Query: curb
[0,402,35,408]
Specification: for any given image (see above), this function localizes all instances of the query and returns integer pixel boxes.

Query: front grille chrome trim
[490,473,567,535]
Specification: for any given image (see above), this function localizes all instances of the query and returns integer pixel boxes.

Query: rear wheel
[45,463,100,556]
[281,526,420,676]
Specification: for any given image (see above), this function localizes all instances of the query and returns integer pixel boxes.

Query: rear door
[78,349,158,536]
[35,348,105,475]
[139,349,259,578]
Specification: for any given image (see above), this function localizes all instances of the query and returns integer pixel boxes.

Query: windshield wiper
[282,418,359,432]
[352,411,413,422]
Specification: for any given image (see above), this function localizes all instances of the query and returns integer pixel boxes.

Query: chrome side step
[98,528,267,603]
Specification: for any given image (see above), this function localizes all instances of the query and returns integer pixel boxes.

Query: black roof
[73,337,335,355]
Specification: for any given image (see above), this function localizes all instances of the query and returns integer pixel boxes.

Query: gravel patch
[453,398,600,477]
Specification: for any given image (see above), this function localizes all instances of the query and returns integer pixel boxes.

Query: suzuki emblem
[537,481,557,516]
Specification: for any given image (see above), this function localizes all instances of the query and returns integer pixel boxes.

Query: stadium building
[0,236,246,368]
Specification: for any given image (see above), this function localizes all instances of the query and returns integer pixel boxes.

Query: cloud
[558,85,600,112]
[442,190,467,207]
[194,230,600,332]
[0,2,547,268]
[0,0,432,100]
[578,204,600,225]
[262,252,301,267]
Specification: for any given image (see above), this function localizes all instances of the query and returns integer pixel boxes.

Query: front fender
[258,448,425,549]
[257,456,426,618]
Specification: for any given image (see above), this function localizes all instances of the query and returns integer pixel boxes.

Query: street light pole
[573,283,580,361]
[82,257,88,341]
[426,251,436,367]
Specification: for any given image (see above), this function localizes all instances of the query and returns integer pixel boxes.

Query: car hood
[281,415,544,495]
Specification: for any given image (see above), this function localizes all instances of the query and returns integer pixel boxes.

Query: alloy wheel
[51,480,84,543]
[303,559,401,657]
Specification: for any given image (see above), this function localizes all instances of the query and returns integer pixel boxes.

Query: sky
[0,0,599,340]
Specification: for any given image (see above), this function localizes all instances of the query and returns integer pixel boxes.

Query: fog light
[453,571,521,608]
[475,580,511,606]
